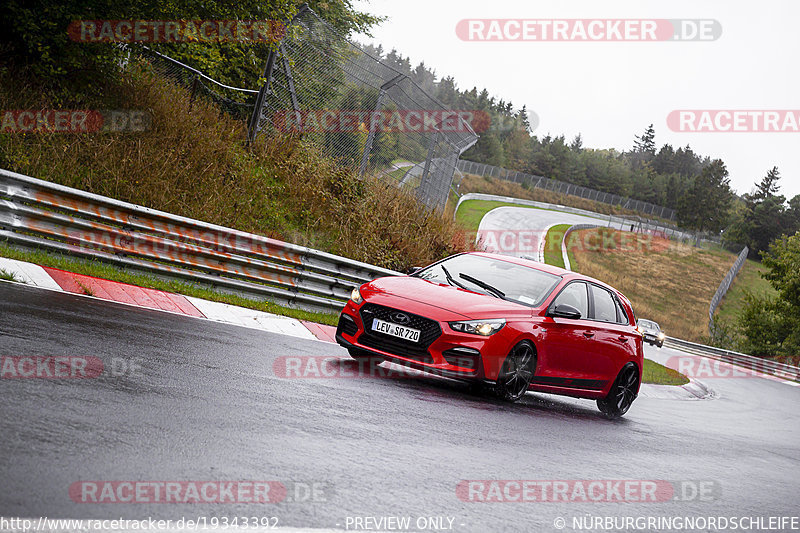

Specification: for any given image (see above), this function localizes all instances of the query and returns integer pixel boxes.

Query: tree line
[366,46,800,245]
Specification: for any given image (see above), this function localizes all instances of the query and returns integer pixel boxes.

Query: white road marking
[0,257,62,290]
[0,257,330,344]
[185,296,318,341]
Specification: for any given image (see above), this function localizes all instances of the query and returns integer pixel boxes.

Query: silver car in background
[637,319,665,348]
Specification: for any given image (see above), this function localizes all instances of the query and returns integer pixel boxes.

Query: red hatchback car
[335,252,644,418]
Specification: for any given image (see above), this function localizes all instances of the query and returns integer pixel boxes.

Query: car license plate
[372,318,421,342]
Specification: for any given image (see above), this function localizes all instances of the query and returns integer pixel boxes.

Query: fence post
[418,130,441,209]
[359,73,406,176]
[247,4,309,143]
[189,75,199,107]
[247,50,277,143]
[279,42,302,126]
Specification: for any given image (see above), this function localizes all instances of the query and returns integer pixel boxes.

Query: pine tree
[754,166,782,200]
[677,159,733,233]
[570,133,583,152]
[633,124,656,155]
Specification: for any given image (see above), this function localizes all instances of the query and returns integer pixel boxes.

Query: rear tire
[494,341,537,402]
[597,363,639,419]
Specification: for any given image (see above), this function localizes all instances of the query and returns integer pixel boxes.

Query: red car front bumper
[335,299,519,382]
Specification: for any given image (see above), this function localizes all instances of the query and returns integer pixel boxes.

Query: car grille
[357,303,441,362]
[336,313,358,337]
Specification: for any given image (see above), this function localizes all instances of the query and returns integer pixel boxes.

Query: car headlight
[657,332,666,340]
[448,319,506,336]
[350,287,363,304]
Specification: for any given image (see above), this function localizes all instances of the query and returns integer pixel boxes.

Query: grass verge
[714,259,777,324]
[0,267,21,282]
[455,199,545,231]
[643,358,690,386]
[569,227,738,343]
[0,243,340,326]
[543,224,570,268]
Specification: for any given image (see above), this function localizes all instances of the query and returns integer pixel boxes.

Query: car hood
[362,276,532,320]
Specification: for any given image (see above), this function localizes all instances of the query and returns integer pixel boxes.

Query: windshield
[639,320,658,330]
[415,254,561,307]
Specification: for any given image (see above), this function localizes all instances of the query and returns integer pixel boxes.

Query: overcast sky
[352,0,800,199]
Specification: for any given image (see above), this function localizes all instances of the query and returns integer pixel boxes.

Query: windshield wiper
[440,265,470,291]
[459,273,506,300]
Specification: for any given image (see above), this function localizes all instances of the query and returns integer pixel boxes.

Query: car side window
[591,285,617,323]
[614,297,629,325]
[552,282,588,319]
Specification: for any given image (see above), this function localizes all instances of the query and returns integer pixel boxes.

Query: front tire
[494,341,537,402]
[597,363,639,419]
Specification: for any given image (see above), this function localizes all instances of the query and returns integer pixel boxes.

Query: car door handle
[618,336,628,342]
[583,331,595,338]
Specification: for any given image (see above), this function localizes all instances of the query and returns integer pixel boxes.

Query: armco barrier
[0,169,399,312]
[3,169,797,384]
[664,337,800,384]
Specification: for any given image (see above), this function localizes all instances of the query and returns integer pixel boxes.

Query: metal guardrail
[708,246,749,335]
[3,169,794,383]
[0,169,400,313]
[664,336,800,383]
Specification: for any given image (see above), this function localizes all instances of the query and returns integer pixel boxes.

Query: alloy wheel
[495,341,536,402]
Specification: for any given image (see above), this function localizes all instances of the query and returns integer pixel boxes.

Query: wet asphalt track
[1,281,799,532]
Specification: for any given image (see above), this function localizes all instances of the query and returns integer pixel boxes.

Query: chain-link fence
[247,5,477,211]
[457,159,677,221]
[127,45,257,121]
[709,246,749,336]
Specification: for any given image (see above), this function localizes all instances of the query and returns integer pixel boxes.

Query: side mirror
[548,303,582,320]
[406,266,422,275]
